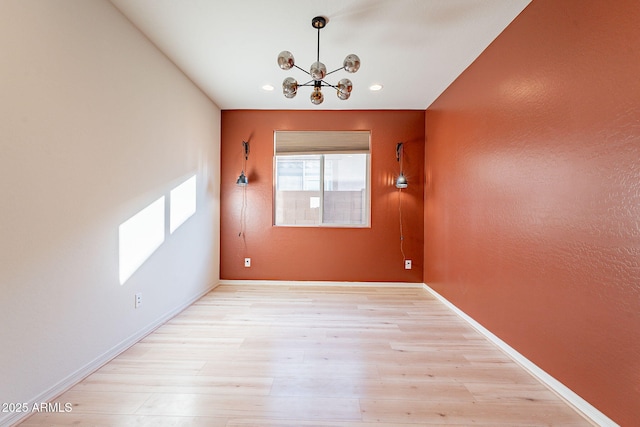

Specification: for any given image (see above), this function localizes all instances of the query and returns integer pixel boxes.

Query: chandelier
[277,16,360,105]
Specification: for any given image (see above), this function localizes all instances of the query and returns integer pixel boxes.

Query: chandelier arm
[320,80,338,89]
[293,64,311,75]
[298,81,337,88]
[325,67,344,77]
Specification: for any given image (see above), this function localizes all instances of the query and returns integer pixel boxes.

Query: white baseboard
[4,282,219,427]
[422,283,617,427]
[218,279,423,288]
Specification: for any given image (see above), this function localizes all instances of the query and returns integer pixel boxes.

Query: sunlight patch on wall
[170,175,196,234]
[118,196,165,285]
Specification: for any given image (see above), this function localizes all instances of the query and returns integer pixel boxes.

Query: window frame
[273,130,371,228]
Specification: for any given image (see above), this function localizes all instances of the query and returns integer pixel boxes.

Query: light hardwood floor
[20,285,592,426]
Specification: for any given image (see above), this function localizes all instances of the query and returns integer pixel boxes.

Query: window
[274,130,370,227]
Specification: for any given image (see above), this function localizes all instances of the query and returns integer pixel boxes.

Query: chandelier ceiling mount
[277,16,360,105]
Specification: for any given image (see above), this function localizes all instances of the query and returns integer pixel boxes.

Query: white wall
[0,1,220,423]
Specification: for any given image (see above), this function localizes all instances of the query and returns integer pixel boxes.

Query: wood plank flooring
[20,285,592,426]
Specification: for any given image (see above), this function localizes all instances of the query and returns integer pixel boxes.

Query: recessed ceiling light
[262,84,274,91]
[369,84,383,91]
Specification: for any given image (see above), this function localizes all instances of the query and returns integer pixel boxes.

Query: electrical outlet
[135,292,142,308]
[404,260,412,270]
[244,258,251,267]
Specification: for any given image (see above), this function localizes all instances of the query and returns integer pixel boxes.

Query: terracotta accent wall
[424,0,639,424]
[221,110,424,282]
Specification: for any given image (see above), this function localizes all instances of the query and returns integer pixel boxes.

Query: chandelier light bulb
[310,61,327,81]
[337,78,353,100]
[310,87,324,105]
[277,51,295,70]
[343,54,361,73]
[282,77,298,98]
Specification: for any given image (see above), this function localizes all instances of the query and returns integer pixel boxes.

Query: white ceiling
[110,0,531,110]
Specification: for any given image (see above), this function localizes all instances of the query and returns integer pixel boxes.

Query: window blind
[274,130,370,155]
